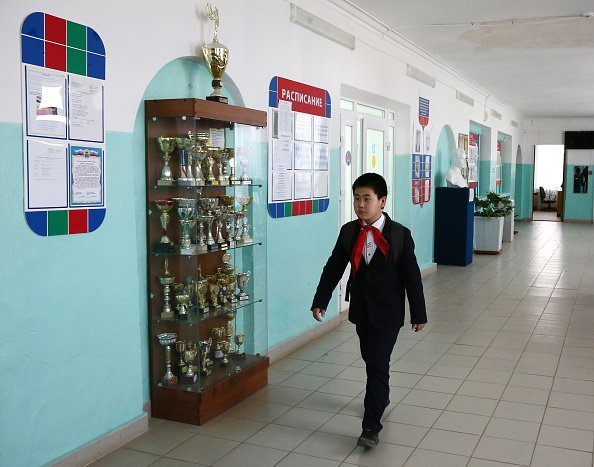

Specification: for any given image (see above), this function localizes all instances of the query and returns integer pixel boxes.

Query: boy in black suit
[311,173,427,449]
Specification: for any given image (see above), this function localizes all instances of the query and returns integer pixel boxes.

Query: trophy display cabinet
[145,98,269,425]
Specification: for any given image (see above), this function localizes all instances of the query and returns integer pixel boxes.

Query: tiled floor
[92,221,594,466]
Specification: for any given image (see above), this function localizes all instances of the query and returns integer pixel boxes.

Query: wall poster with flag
[412,97,432,206]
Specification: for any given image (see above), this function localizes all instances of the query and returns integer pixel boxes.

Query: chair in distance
[539,186,556,211]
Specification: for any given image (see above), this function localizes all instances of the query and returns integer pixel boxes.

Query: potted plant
[474,192,513,254]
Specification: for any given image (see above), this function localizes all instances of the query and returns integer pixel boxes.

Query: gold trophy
[157,137,177,185]
[202,3,229,104]
[199,338,213,376]
[155,200,175,253]
[159,258,175,319]
[181,342,198,384]
[175,340,186,377]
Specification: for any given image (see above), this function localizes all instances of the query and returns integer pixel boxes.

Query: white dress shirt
[363,213,386,265]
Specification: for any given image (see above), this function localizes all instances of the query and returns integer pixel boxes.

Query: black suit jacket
[311,213,427,328]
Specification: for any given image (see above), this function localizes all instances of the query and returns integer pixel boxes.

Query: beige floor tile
[493,400,545,423]
[543,407,594,431]
[297,391,353,413]
[200,415,266,442]
[318,413,361,437]
[418,428,479,456]
[212,443,288,467]
[385,404,442,427]
[124,423,194,455]
[381,421,429,447]
[245,423,312,451]
[552,377,594,396]
[457,380,506,400]
[403,449,468,467]
[225,400,291,423]
[293,432,356,462]
[473,436,534,465]
[150,458,208,467]
[467,368,512,385]
[89,448,158,467]
[548,390,594,412]
[426,363,472,379]
[317,378,366,397]
[401,389,453,409]
[165,435,238,465]
[252,386,312,406]
[414,375,464,393]
[344,442,413,467]
[390,371,424,388]
[501,385,550,405]
[537,424,594,452]
[530,445,592,467]
[508,373,553,390]
[277,373,331,390]
[275,452,340,467]
[433,411,490,435]
[446,395,499,417]
[483,417,540,443]
[300,362,347,378]
[273,406,334,431]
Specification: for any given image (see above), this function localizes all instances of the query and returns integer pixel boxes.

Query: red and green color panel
[21,12,105,79]
[268,199,329,218]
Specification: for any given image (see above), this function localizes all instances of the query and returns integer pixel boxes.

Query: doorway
[338,100,394,311]
[533,145,564,222]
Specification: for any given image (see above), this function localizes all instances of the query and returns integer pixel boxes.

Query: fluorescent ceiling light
[290,4,356,50]
[406,64,436,87]
[455,90,474,106]
[510,120,519,128]
[490,108,502,120]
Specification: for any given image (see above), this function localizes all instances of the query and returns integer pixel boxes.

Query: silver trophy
[157,137,177,186]
[176,138,195,186]
[173,198,197,255]
[236,271,251,301]
[157,332,178,385]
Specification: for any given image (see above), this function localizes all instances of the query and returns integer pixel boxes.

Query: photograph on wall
[574,165,589,194]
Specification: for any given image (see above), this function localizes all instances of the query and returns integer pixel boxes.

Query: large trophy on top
[202,3,229,104]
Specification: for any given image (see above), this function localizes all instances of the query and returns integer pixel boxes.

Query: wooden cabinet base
[151,357,269,425]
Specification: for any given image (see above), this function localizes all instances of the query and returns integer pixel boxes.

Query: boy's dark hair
[352,172,387,198]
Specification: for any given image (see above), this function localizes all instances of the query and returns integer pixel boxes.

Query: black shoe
[357,429,379,449]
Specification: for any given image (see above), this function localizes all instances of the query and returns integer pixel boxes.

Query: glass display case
[145,98,268,425]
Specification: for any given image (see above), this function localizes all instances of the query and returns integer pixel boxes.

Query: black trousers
[355,309,400,433]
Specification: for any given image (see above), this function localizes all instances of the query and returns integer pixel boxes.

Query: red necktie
[351,220,389,275]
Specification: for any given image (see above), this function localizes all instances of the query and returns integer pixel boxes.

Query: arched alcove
[434,124,456,188]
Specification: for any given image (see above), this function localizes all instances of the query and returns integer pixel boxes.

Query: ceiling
[347,0,594,118]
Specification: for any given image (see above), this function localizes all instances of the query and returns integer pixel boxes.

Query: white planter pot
[474,216,504,254]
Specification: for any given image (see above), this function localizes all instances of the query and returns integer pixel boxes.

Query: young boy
[311,173,427,449]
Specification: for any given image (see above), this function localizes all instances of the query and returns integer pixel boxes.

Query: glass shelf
[151,183,263,189]
[154,354,267,392]
[152,241,262,257]
[154,298,263,325]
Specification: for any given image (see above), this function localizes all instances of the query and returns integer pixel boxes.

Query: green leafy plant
[474,192,513,217]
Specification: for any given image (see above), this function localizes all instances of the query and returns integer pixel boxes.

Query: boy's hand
[412,323,426,332]
[312,308,326,322]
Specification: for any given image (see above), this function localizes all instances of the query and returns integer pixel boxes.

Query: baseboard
[50,413,148,467]
[267,313,342,364]
[421,263,437,278]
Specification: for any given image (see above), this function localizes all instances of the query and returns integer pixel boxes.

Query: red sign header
[276,77,326,117]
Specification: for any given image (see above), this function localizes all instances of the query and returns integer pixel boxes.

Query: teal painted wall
[479,160,494,196]
[564,165,593,221]
[502,163,513,194]
[514,163,534,219]
[0,123,145,466]
[394,153,435,270]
